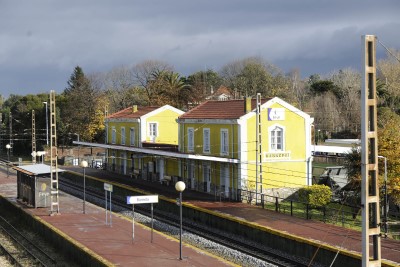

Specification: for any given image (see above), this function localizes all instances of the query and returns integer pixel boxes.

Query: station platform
[2,165,400,266]
[0,169,235,267]
[64,166,400,266]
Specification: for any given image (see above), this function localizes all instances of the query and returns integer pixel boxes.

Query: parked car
[317,166,348,191]
[317,166,349,202]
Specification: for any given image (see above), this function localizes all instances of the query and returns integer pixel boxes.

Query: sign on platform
[127,195,158,204]
[104,183,113,192]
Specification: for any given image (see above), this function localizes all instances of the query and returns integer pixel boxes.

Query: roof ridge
[180,100,211,117]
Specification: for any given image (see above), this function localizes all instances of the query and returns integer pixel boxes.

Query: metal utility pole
[361,35,381,267]
[32,110,36,164]
[9,112,13,155]
[255,93,263,205]
[0,113,2,153]
[49,90,60,215]
[105,105,109,168]
[43,101,49,146]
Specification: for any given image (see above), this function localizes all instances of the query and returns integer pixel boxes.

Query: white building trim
[74,141,240,164]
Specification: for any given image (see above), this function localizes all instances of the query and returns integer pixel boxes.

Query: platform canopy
[12,164,65,176]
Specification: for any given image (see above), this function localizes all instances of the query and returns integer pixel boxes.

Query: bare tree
[307,91,341,136]
[378,49,400,109]
[219,57,278,98]
[132,60,173,105]
[287,68,310,110]
[102,65,146,112]
[329,68,361,134]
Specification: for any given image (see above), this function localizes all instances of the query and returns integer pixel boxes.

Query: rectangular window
[220,129,229,155]
[111,127,116,144]
[188,127,194,152]
[121,127,126,145]
[149,123,157,137]
[130,127,135,146]
[203,128,210,153]
[270,126,283,151]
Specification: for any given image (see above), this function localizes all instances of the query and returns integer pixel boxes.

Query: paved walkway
[65,166,400,266]
[2,165,400,266]
[189,201,400,265]
[0,168,235,267]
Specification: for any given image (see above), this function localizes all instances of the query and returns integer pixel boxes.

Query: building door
[220,164,230,197]
[188,160,195,189]
[121,152,126,175]
[157,158,164,182]
[203,163,211,193]
[112,152,116,171]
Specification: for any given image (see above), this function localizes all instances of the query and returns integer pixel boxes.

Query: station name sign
[268,108,285,121]
[127,195,159,204]
[104,183,113,192]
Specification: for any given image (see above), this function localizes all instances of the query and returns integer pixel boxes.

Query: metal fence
[238,189,400,238]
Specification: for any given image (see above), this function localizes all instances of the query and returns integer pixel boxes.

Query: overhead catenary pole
[43,101,49,146]
[32,110,36,164]
[50,90,60,215]
[255,93,263,206]
[9,112,13,155]
[361,35,381,267]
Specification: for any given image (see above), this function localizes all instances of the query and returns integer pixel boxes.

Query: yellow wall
[145,109,181,144]
[107,121,140,146]
[181,122,239,158]
[244,102,308,189]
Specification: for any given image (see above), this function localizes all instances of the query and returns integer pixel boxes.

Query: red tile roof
[179,98,271,120]
[107,106,160,119]
[213,86,232,96]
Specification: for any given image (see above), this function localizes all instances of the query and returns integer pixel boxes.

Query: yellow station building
[77,96,313,200]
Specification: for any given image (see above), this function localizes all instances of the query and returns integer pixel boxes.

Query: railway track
[0,215,57,267]
[59,177,310,267]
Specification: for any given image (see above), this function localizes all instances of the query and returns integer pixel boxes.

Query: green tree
[343,146,362,186]
[147,70,189,109]
[310,80,339,96]
[298,185,332,207]
[61,66,102,143]
[343,107,400,205]
[187,69,223,104]
[0,93,50,154]
[132,60,173,105]
[220,57,278,98]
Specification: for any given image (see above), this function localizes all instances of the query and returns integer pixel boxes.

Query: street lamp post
[6,144,11,177]
[175,181,186,260]
[80,160,88,214]
[43,102,49,146]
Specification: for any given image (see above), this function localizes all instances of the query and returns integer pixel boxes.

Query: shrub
[298,185,332,207]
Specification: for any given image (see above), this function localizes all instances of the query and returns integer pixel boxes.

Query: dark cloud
[0,0,399,97]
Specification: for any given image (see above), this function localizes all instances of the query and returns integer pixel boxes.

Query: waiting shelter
[13,164,65,208]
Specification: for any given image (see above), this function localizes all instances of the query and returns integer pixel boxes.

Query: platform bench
[161,176,171,186]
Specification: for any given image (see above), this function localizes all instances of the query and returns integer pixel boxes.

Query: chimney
[132,105,138,113]
[244,97,252,113]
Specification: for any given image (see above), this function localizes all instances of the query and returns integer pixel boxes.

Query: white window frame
[121,127,126,145]
[220,129,229,155]
[188,127,194,152]
[130,127,135,146]
[111,126,116,144]
[269,124,285,151]
[149,122,158,138]
[203,128,210,153]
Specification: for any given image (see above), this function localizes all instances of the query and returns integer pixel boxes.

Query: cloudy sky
[1,0,399,97]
